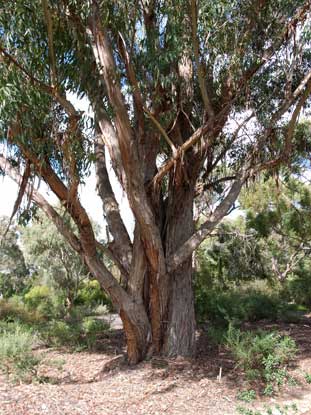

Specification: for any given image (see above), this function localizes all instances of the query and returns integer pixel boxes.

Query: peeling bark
[95,136,132,275]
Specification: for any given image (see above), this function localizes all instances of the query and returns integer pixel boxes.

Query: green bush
[44,320,79,346]
[285,272,311,309]
[0,298,42,324]
[42,316,109,350]
[24,285,65,319]
[237,389,256,403]
[75,280,112,310]
[195,286,299,325]
[0,323,40,381]
[81,317,109,349]
[24,285,51,308]
[225,325,297,393]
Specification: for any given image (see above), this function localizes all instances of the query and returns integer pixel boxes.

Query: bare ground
[1,317,311,415]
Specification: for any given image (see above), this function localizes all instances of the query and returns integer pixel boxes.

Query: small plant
[290,403,298,413]
[236,407,262,415]
[263,384,274,397]
[237,403,299,415]
[304,372,311,384]
[225,325,297,394]
[81,316,110,349]
[237,389,257,403]
[0,323,40,382]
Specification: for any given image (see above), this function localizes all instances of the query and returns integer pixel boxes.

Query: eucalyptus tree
[241,175,311,283]
[0,217,29,297]
[21,210,91,308]
[0,0,311,363]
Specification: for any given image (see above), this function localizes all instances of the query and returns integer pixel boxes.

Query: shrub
[0,323,40,381]
[81,317,110,349]
[24,285,51,307]
[195,286,300,325]
[225,325,297,393]
[75,280,112,310]
[285,272,311,309]
[41,316,109,350]
[43,320,79,346]
[237,389,257,403]
[0,298,42,324]
[24,285,64,319]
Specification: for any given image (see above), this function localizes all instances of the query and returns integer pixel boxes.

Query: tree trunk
[83,254,151,364]
[163,257,195,356]
[119,184,196,360]
[163,184,196,356]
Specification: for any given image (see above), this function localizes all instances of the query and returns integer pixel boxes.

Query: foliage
[195,283,299,326]
[0,217,29,297]
[236,389,257,403]
[0,297,42,324]
[196,219,268,289]
[304,372,311,384]
[241,177,311,287]
[225,326,297,393]
[0,322,40,381]
[41,316,109,351]
[75,279,112,310]
[24,285,51,308]
[236,404,298,415]
[21,211,90,307]
[284,262,311,307]
[24,285,64,319]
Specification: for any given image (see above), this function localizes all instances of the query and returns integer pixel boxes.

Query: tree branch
[190,0,214,119]
[143,107,177,154]
[252,73,311,173]
[224,1,311,103]
[87,1,166,277]
[167,173,246,272]
[117,31,145,135]
[95,134,132,275]
[0,154,82,254]
[0,153,137,312]
[42,0,58,88]
[0,45,79,117]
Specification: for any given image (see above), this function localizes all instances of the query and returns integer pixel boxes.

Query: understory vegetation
[1,178,311,400]
[0,213,115,381]
[2,179,311,394]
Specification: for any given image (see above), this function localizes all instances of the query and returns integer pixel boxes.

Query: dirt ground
[1,317,311,415]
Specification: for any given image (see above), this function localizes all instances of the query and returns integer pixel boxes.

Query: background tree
[21,211,91,308]
[0,0,311,363]
[0,217,29,297]
[241,175,311,283]
[196,218,268,289]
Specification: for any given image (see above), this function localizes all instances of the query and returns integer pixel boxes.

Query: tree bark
[163,184,196,356]
[84,254,151,364]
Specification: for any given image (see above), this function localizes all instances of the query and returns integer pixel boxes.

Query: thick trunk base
[163,258,196,357]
